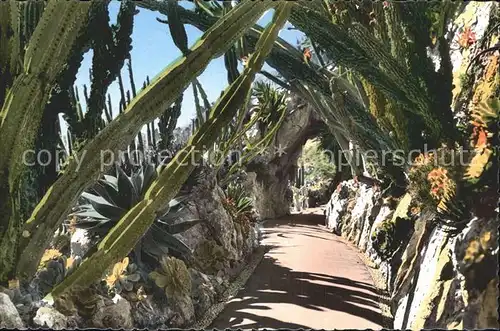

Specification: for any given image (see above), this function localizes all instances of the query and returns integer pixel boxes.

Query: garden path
[210,209,384,329]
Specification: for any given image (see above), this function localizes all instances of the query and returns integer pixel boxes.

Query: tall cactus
[14,0,279,281]
[50,2,292,296]
[153,1,398,168]
[0,1,93,282]
[82,0,135,139]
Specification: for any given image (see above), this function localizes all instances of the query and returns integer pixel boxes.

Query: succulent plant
[149,256,191,298]
[54,285,102,318]
[34,255,82,296]
[70,163,204,265]
[38,249,63,271]
[193,240,228,275]
[105,257,141,294]
[371,216,412,261]
[225,182,253,216]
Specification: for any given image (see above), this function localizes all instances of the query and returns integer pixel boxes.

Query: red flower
[383,1,389,8]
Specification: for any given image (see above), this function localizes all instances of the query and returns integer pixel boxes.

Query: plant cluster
[105,257,141,294]
[70,163,203,267]
[149,256,191,298]
[371,216,412,260]
[408,147,461,210]
[193,240,228,275]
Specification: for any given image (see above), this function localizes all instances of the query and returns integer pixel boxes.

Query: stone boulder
[0,292,24,329]
[33,306,67,329]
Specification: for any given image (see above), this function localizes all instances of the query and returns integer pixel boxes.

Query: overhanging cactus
[0,1,93,282]
[49,2,292,297]
[15,0,280,282]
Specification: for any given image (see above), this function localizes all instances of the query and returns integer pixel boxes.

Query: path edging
[188,244,270,329]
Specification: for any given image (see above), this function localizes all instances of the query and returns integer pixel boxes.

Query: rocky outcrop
[9,165,261,330]
[247,95,322,220]
[324,180,499,329]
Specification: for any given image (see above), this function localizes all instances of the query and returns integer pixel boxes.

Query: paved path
[211,210,384,330]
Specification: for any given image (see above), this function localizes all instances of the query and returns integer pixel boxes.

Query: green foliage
[71,163,203,261]
[105,257,141,294]
[149,255,191,298]
[49,2,288,296]
[298,139,337,186]
[251,81,288,137]
[193,240,227,275]
[371,216,412,260]
[35,255,81,296]
[225,182,253,216]
[0,0,93,283]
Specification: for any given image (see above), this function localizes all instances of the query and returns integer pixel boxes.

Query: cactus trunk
[50,2,291,296]
[0,1,93,281]
[14,0,279,281]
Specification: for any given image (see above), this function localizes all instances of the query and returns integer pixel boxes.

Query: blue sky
[72,1,304,130]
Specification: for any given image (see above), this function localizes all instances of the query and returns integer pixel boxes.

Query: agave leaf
[167,219,205,234]
[116,166,138,209]
[98,179,121,205]
[151,224,192,256]
[81,192,112,206]
[131,171,143,196]
[90,182,117,206]
[103,175,118,189]
[83,198,125,221]
[71,210,109,220]
[142,163,157,194]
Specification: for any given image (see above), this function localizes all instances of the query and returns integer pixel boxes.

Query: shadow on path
[210,211,384,330]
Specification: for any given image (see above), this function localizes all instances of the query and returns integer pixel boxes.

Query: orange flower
[458,27,476,49]
[303,47,312,60]
[475,127,488,150]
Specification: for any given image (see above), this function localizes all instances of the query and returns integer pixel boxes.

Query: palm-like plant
[251,81,289,137]
[225,182,253,216]
[70,163,204,267]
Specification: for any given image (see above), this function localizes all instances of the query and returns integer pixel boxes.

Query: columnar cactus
[0,1,94,282]
[15,0,281,284]
[50,1,291,297]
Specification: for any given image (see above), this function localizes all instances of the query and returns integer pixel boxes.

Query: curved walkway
[211,210,384,330]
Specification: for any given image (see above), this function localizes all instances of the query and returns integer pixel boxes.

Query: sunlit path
[211,210,384,330]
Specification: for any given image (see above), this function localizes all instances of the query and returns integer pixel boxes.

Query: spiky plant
[225,182,253,216]
[251,81,289,137]
[34,255,81,296]
[13,1,281,285]
[70,163,204,264]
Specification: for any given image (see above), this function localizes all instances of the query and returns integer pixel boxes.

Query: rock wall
[324,180,499,329]
[246,95,322,220]
[2,166,261,329]
[324,3,499,328]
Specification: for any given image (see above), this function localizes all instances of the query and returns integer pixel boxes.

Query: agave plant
[70,163,204,265]
[251,81,289,137]
[225,182,253,216]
